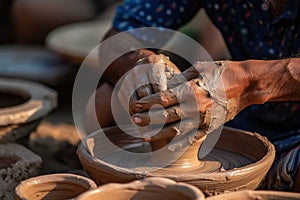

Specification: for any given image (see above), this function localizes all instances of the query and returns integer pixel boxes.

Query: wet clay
[77,126,275,196]
[15,173,97,200]
[145,136,222,172]
[76,177,205,200]
[0,143,42,200]
[206,190,300,200]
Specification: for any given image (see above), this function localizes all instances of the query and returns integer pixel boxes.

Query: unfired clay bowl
[76,177,205,200]
[77,126,275,196]
[206,190,300,199]
[15,173,97,200]
[0,143,42,199]
[0,78,57,143]
[46,20,110,65]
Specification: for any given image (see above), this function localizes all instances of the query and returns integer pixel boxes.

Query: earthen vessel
[0,143,41,200]
[76,177,205,200]
[0,78,57,143]
[77,126,275,196]
[46,20,110,65]
[206,190,300,199]
[15,173,97,200]
[0,45,74,88]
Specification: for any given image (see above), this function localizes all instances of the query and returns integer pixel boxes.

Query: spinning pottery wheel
[77,126,275,196]
[0,78,57,142]
[46,20,111,65]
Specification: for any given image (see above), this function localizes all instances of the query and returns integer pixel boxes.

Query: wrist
[220,61,254,116]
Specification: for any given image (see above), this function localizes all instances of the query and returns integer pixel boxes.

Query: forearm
[224,58,300,112]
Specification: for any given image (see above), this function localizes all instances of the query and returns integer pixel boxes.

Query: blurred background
[0,0,230,174]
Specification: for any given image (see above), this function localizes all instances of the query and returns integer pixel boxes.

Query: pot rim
[76,177,205,200]
[15,173,97,199]
[0,78,57,126]
[77,126,275,181]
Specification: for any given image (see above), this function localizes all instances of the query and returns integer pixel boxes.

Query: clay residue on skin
[76,177,205,200]
[131,60,235,149]
[77,126,275,196]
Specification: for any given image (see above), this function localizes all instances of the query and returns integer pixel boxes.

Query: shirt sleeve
[113,0,202,31]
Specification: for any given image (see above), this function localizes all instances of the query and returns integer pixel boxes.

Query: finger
[117,66,147,111]
[148,61,167,93]
[131,90,179,114]
[136,84,152,99]
[132,82,198,113]
[143,119,199,142]
[167,66,200,89]
[129,92,139,115]
[132,102,200,126]
[158,54,181,73]
[132,104,181,126]
[153,54,182,92]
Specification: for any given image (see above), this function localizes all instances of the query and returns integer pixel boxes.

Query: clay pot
[206,190,300,199]
[15,173,97,200]
[0,45,74,89]
[76,177,205,200]
[0,78,57,143]
[77,126,275,196]
[0,143,42,199]
[46,20,110,65]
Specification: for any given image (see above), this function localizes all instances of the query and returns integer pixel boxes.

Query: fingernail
[133,116,142,124]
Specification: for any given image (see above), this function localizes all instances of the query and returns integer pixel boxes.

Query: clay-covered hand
[130,61,243,147]
[117,54,181,114]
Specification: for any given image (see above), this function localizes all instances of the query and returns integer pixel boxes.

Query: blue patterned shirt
[113,0,300,60]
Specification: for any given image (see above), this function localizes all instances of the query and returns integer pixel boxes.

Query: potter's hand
[130,61,242,145]
[118,54,181,114]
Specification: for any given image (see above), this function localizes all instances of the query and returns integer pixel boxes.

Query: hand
[117,54,181,115]
[130,61,243,147]
[100,28,157,85]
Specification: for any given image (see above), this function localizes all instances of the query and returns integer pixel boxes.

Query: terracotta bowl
[0,78,57,143]
[77,126,275,196]
[46,20,110,65]
[0,143,42,199]
[76,177,205,200]
[206,190,300,199]
[15,173,97,200]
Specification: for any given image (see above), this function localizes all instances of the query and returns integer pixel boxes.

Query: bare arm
[235,58,300,107]
[130,58,300,143]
